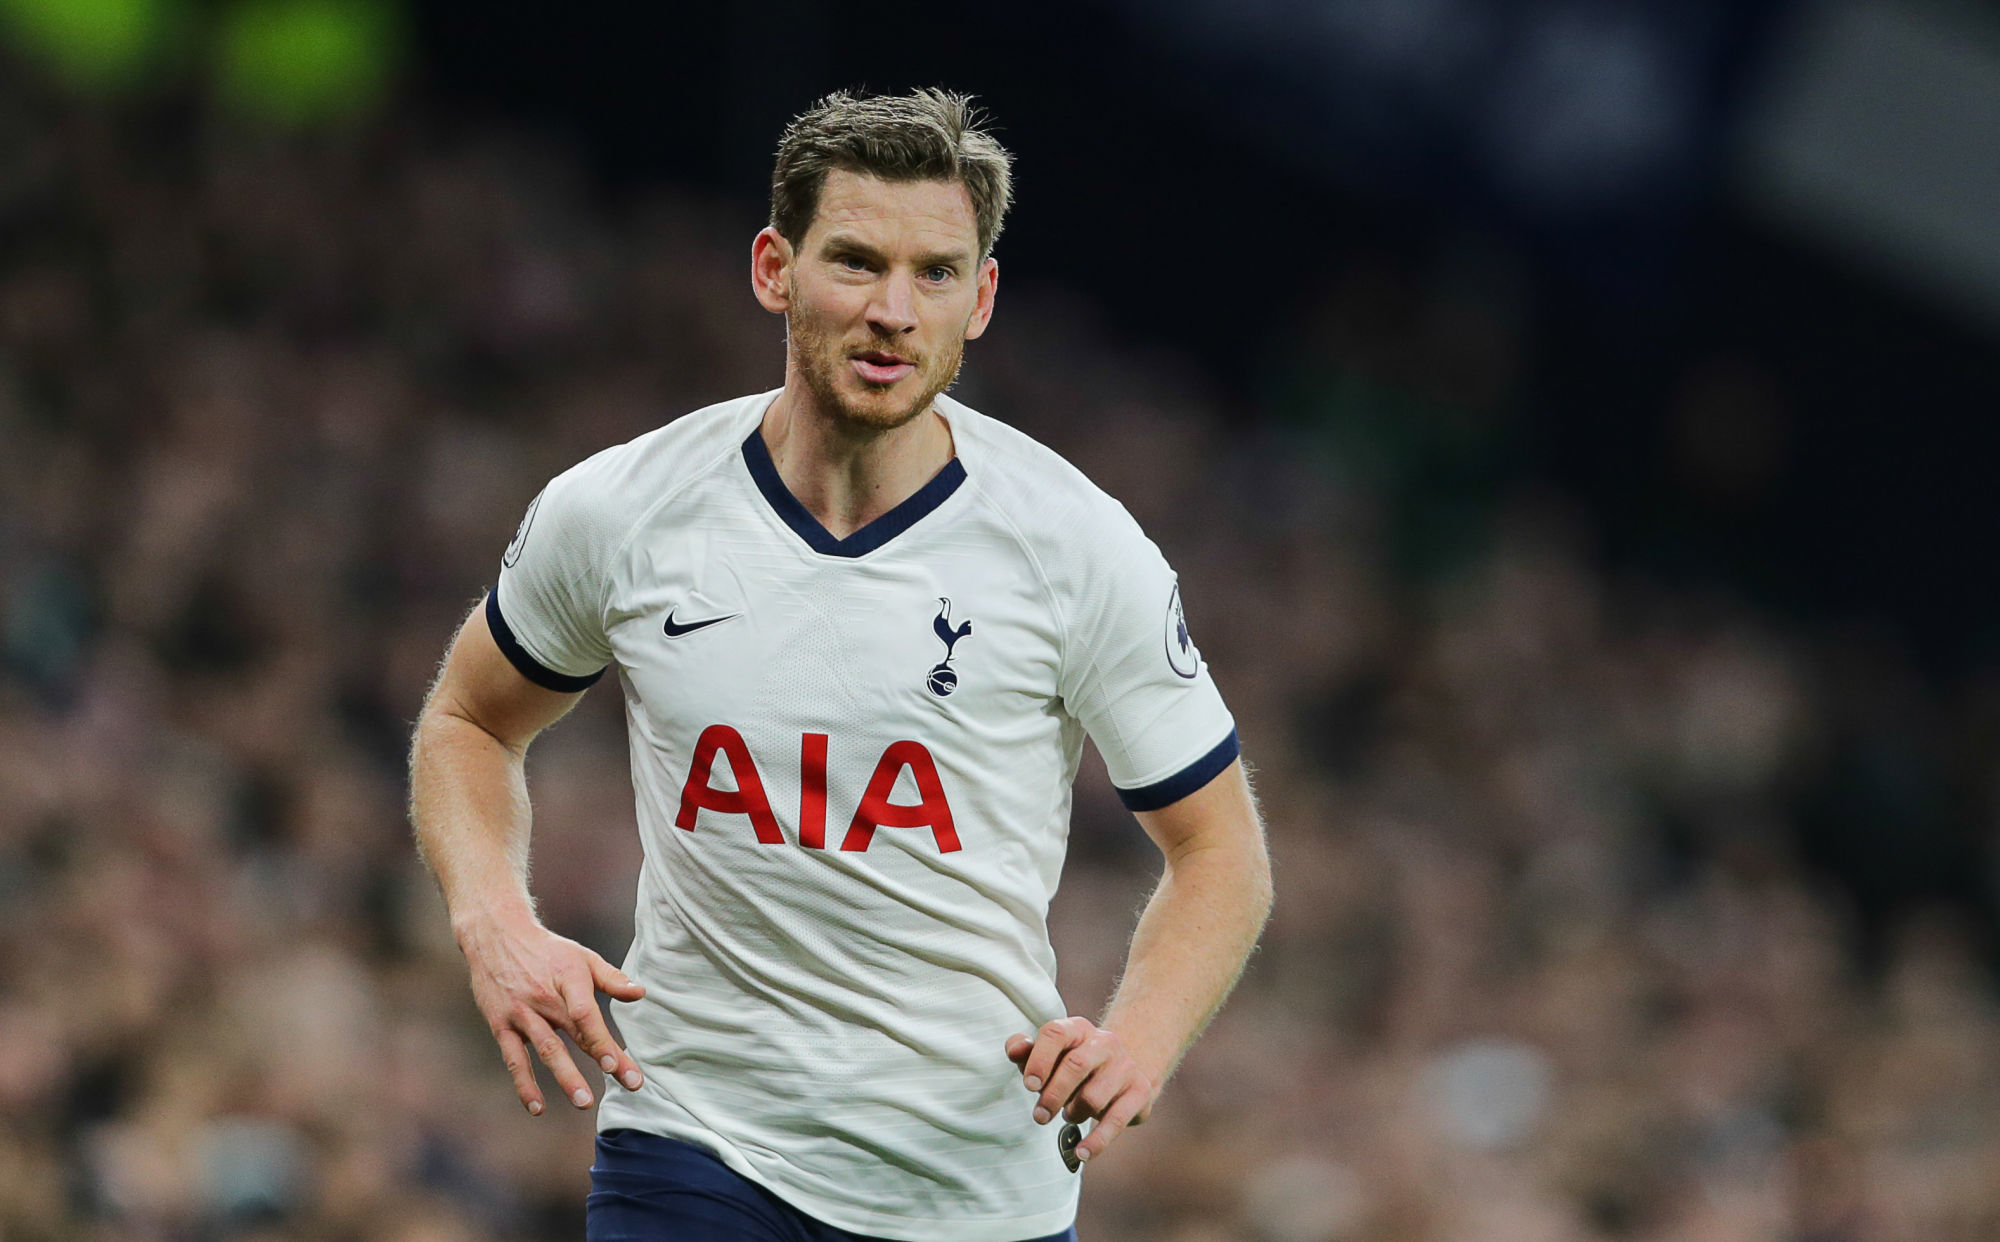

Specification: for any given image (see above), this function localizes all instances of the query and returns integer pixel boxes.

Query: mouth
[850,350,916,386]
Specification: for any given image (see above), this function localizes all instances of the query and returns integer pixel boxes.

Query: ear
[751,227,794,314]
[963,256,999,341]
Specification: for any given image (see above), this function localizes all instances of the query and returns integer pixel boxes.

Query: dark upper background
[410,0,2000,666]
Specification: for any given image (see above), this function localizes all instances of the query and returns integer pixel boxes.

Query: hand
[1004,1018,1157,1164]
[458,913,648,1116]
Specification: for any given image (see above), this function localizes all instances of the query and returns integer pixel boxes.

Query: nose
[866,271,920,337]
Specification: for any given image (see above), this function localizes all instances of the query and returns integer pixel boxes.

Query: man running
[411,88,1273,1242]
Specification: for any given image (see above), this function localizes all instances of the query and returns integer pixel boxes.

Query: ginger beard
[785,279,969,433]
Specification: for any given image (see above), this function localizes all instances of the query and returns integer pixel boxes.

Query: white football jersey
[493,389,1236,1240]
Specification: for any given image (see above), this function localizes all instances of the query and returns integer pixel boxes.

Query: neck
[759,379,955,541]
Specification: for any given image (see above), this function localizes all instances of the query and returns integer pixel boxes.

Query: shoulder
[943,395,1175,660]
[535,390,770,543]
[944,395,1149,553]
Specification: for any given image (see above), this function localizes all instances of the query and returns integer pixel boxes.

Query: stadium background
[5,0,2000,1238]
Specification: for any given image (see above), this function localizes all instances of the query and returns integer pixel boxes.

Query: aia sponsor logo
[674,726,961,853]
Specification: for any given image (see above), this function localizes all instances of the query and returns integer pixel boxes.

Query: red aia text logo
[674,725,960,853]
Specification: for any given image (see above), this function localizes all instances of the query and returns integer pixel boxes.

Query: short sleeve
[1057,508,1238,812]
[489,460,621,692]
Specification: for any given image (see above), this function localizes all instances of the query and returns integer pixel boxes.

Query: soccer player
[410,89,1273,1241]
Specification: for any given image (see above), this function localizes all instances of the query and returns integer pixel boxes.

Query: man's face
[761,169,997,432]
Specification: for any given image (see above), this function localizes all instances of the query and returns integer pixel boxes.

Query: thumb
[589,953,646,1000]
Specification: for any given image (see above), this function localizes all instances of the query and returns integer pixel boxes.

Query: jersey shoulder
[942,394,1178,662]
[942,395,1147,551]
[538,389,771,547]
[942,396,1212,721]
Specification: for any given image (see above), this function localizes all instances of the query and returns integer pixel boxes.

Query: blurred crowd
[6,68,2000,1242]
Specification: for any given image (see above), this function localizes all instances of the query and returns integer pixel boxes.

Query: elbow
[1225,839,1274,923]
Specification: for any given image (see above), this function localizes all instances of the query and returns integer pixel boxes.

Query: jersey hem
[1115,727,1239,811]
[485,590,605,692]
[595,1116,1079,1242]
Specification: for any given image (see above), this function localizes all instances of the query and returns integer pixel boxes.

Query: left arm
[1006,757,1273,1163]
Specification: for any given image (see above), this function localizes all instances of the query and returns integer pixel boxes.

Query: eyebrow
[820,234,973,270]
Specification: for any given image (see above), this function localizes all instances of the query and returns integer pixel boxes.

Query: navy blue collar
[741,426,967,558]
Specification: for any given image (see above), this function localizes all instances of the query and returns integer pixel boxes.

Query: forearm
[411,694,650,1116]
[1100,842,1273,1085]
[409,708,540,935]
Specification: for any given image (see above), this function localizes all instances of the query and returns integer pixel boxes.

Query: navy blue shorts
[587,1128,1079,1242]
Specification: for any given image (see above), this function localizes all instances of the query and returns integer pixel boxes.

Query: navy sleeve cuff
[485,590,606,693]
[1114,729,1240,812]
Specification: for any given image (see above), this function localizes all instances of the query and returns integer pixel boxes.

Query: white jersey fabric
[492,389,1236,1240]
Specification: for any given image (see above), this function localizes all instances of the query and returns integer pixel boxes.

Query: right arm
[409,596,647,1115]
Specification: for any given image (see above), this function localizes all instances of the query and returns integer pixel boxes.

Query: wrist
[449,894,539,952]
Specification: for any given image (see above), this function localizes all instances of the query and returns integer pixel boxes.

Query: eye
[840,255,869,272]
[925,266,954,283]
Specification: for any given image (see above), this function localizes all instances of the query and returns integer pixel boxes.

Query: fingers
[1004,1033,1034,1066]
[589,951,647,1003]
[1020,1017,1089,1096]
[1062,1053,1130,1125]
[1038,1031,1110,1125]
[520,1011,595,1110]
[1075,1086,1148,1163]
[495,1026,545,1116]
[469,926,649,1116]
[557,969,645,1093]
[1009,1018,1158,1163]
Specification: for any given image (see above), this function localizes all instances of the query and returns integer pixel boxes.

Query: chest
[604,513,1060,742]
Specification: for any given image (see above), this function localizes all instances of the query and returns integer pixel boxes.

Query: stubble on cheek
[787,305,867,427]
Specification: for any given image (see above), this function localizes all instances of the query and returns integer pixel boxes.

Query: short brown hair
[770,88,1015,260]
